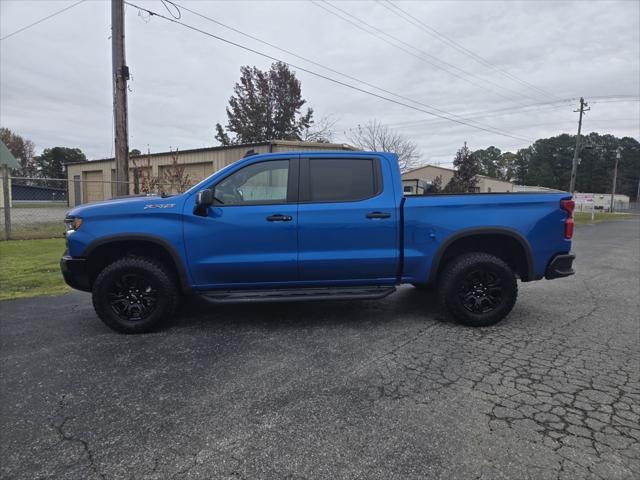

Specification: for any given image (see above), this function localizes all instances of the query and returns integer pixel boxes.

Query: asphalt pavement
[1,218,639,480]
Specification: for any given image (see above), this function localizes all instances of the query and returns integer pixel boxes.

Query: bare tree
[131,148,158,194]
[346,120,421,172]
[161,149,191,195]
[301,115,338,143]
[131,148,190,196]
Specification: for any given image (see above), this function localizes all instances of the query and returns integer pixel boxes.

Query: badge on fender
[144,204,176,210]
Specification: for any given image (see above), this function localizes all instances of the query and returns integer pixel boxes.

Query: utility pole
[569,97,589,194]
[610,147,621,213]
[112,0,130,197]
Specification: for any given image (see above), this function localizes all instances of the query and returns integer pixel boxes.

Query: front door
[184,157,299,288]
[297,155,399,284]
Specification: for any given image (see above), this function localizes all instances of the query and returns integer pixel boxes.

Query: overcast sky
[1,0,639,167]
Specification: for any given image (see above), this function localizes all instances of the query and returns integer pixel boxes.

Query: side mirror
[194,189,213,216]
[196,189,213,207]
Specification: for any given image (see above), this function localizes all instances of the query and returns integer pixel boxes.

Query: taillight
[560,199,575,239]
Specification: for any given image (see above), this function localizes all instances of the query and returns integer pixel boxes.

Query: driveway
[1,219,638,479]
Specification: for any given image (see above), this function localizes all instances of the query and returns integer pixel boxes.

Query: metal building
[65,140,356,207]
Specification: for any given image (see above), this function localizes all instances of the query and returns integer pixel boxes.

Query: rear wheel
[92,257,178,333]
[437,252,517,327]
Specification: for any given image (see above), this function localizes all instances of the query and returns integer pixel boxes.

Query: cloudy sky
[1,0,639,166]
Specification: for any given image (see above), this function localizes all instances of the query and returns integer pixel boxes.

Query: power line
[590,97,640,105]
[387,101,575,129]
[0,0,87,41]
[386,95,639,128]
[172,1,528,142]
[312,0,544,104]
[379,0,561,102]
[397,118,639,134]
[124,1,533,143]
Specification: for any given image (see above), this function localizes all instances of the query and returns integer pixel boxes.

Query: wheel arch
[428,228,535,284]
[82,234,192,293]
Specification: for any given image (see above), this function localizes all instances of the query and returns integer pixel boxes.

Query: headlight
[64,217,83,232]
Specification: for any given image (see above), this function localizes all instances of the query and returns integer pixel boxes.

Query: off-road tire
[437,252,517,327]
[92,257,178,334]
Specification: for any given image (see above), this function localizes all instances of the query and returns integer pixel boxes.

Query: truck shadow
[170,286,454,331]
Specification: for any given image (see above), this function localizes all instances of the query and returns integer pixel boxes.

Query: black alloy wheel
[107,273,158,321]
[92,257,179,334]
[458,269,503,314]
[438,252,517,327]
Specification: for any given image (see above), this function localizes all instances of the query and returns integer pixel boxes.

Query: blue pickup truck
[61,151,575,333]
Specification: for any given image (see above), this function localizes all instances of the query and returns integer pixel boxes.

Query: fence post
[2,165,11,240]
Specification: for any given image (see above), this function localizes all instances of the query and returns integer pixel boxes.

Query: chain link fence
[1,174,196,241]
[1,177,69,240]
[3,171,637,241]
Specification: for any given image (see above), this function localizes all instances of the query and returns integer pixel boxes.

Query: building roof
[403,163,513,184]
[0,141,20,168]
[65,140,358,166]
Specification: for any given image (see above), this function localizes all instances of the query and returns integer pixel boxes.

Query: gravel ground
[1,218,638,480]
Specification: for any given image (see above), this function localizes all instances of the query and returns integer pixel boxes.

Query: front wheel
[437,253,517,327]
[92,257,179,333]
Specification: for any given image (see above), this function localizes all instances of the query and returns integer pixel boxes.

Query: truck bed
[401,192,572,284]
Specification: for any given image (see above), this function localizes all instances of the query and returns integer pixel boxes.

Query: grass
[0,221,64,240]
[12,202,67,209]
[0,238,69,301]
[574,211,634,225]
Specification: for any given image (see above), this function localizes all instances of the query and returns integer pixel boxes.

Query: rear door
[297,154,399,284]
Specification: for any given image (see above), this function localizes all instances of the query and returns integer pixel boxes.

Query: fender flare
[428,227,535,283]
[82,234,192,292]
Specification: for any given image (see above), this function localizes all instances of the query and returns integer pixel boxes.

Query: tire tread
[92,256,178,334]
[437,252,517,327]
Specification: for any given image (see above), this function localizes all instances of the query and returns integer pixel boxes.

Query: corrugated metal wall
[66,141,355,206]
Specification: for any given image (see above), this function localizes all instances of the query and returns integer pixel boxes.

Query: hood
[66,194,183,217]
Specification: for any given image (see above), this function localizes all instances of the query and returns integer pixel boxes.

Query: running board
[201,286,396,304]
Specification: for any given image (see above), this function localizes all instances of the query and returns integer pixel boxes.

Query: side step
[201,286,396,304]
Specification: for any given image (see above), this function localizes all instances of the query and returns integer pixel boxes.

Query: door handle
[366,211,391,219]
[266,214,293,222]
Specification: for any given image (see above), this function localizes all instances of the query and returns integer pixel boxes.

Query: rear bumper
[545,253,575,280]
[60,254,91,291]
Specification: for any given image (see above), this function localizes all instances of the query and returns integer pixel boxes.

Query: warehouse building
[401,164,514,194]
[65,140,356,207]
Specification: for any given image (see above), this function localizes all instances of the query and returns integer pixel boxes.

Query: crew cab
[61,151,575,333]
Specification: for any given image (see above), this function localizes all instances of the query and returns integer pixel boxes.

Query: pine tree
[444,142,480,193]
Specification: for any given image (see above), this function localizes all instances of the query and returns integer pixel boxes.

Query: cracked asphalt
[1,218,639,480]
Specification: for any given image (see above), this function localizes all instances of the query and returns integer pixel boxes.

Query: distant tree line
[471,134,639,197]
[425,135,639,196]
[1,127,87,181]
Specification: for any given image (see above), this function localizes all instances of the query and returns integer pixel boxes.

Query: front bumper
[60,253,91,291]
[545,253,576,280]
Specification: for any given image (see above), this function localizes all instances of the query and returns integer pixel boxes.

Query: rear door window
[306,158,379,202]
